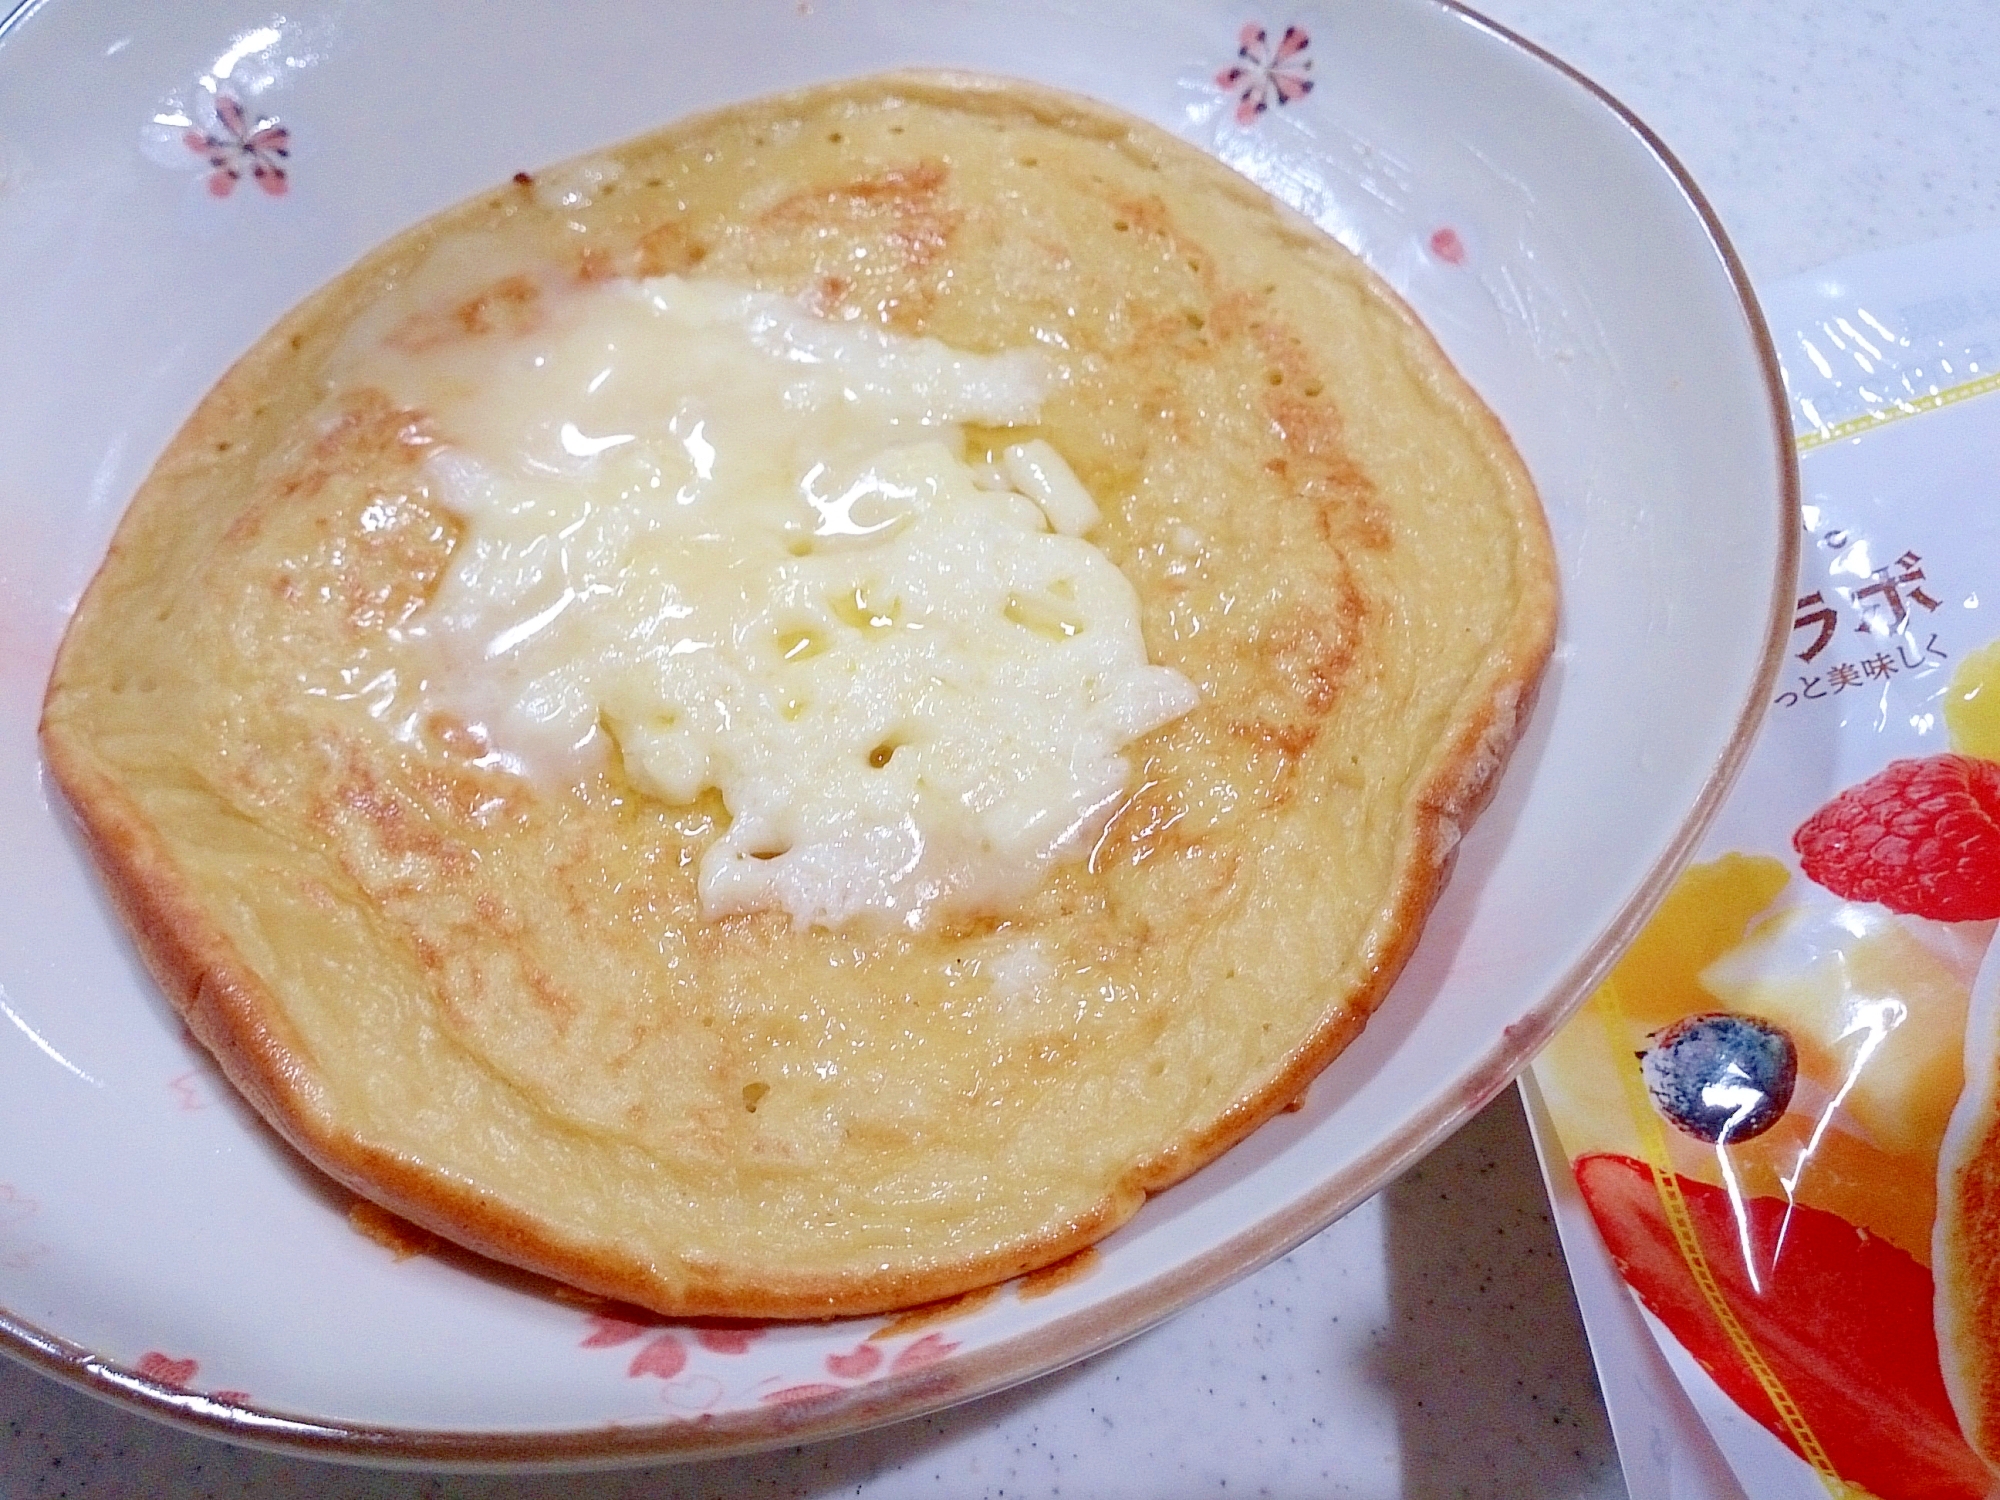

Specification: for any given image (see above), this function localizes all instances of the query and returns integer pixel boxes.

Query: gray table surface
[7,1,2000,1495]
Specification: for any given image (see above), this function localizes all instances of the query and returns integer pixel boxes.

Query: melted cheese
[352,274,1197,929]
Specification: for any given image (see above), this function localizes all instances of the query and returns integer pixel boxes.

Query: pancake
[40,73,1556,1319]
[1934,938,2000,1470]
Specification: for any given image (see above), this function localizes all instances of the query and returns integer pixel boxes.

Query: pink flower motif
[693,1325,764,1355]
[1428,227,1469,265]
[825,1342,883,1380]
[1216,23,1314,126]
[183,94,290,198]
[135,1351,199,1388]
[889,1332,957,1373]
[760,1381,847,1406]
[626,1331,688,1380]
[168,1071,207,1111]
[579,1313,656,1349]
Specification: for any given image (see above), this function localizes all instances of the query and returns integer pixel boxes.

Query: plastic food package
[1529,228,2000,1500]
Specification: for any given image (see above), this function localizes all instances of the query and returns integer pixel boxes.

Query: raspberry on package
[1793,753,2000,923]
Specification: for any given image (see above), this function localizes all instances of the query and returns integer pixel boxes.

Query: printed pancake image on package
[40,74,1556,1319]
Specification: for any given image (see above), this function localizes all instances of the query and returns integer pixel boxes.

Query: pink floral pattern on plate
[167,1069,209,1110]
[183,94,290,198]
[1429,226,1469,265]
[1217,23,1313,125]
[575,1307,962,1413]
[134,1351,250,1405]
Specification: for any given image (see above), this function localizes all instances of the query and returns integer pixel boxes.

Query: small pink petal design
[693,1326,764,1355]
[761,1381,848,1406]
[890,1332,958,1373]
[209,1389,253,1405]
[168,1072,206,1111]
[135,1352,198,1388]
[183,91,291,198]
[580,1313,656,1348]
[825,1343,883,1380]
[626,1332,688,1380]
[1429,227,1468,265]
[1217,22,1314,126]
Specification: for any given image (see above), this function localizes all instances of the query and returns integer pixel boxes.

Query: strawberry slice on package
[1528,228,2000,1500]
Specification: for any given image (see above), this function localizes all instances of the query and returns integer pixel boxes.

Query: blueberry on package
[1531,230,2000,1500]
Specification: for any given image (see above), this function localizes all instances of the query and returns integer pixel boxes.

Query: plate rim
[0,0,1801,1467]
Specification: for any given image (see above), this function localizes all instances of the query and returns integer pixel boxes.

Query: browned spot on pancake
[226,392,433,543]
[405,752,525,837]
[1131,305,1216,369]
[1257,329,1388,551]
[296,876,340,914]
[632,220,710,278]
[845,160,948,202]
[326,492,459,635]
[867,1281,1002,1339]
[1236,720,1316,761]
[1228,585,1366,765]
[423,713,492,764]
[386,274,544,353]
[1150,842,1245,923]
[1268,597,1360,714]
[809,273,853,316]
[757,161,960,329]
[524,964,580,1028]
[348,1198,441,1260]
[1090,777,1177,868]
[320,751,479,887]
[1204,287,1265,340]
[1109,193,1174,240]
[440,882,598,1050]
[1199,291,1387,548]
[1016,1245,1099,1299]
[1265,397,1387,551]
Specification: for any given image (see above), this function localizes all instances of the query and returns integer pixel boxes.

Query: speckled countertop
[7,2,2000,1496]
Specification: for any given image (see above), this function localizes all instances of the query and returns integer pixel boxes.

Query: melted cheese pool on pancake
[344,273,1196,930]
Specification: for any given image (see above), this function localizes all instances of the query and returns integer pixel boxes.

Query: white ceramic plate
[0,0,1795,1467]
